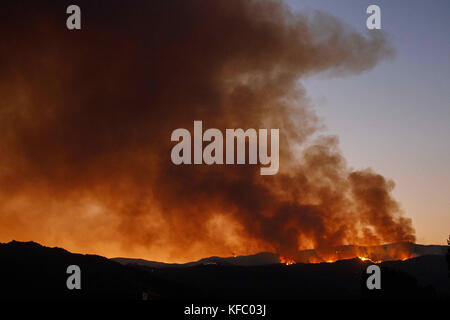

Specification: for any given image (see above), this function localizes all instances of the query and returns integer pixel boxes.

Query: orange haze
[0,0,414,262]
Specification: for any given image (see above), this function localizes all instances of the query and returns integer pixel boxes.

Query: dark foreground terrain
[0,241,448,300]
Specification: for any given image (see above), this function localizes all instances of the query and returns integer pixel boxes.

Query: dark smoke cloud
[0,0,414,261]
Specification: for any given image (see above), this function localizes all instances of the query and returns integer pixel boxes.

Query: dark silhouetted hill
[1,241,448,300]
[143,256,448,300]
[113,242,447,268]
[0,240,202,300]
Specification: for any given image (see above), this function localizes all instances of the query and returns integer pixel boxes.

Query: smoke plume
[0,0,414,262]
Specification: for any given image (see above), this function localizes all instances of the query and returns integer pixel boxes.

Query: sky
[286,0,450,244]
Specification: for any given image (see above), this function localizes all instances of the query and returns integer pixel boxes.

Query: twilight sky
[286,0,450,244]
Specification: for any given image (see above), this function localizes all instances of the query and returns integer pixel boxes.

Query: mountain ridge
[112,241,447,268]
[0,240,448,299]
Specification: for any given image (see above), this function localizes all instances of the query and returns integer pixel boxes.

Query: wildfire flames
[280,257,296,265]
[280,257,410,266]
[0,0,415,262]
[279,255,412,265]
[278,243,415,264]
[358,257,382,264]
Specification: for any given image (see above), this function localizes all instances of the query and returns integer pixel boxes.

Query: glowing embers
[358,256,382,264]
[279,256,296,265]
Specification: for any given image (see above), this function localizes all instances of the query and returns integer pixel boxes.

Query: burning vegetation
[279,257,296,266]
[278,242,416,264]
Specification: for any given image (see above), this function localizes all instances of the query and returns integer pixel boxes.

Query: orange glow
[357,256,382,264]
[279,257,296,265]
[358,256,369,261]
[0,0,419,264]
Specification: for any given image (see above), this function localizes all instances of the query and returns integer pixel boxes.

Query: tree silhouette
[447,235,450,278]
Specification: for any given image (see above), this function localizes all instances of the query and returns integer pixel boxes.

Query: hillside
[0,240,448,300]
[112,242,447,268]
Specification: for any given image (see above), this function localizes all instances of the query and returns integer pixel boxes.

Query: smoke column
[0,0,414,262]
